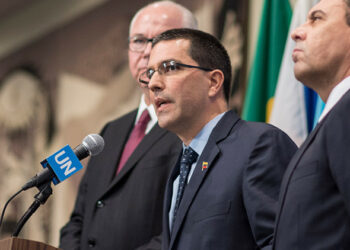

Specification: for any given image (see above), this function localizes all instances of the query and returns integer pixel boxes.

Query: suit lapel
[94,111,136,195]
[163,155,182,248]
[273,90,350,249]
[277,89,350,202]
[169,145,220,249]
[169,111,240,249]
[273,118,326,239]
[102,124,168,197]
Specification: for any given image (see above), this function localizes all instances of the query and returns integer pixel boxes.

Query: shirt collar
[136,94,157,133]
[318,76,350,122]
[183,112,226,156]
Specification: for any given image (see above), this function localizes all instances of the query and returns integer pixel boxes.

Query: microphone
[22,134,104,190]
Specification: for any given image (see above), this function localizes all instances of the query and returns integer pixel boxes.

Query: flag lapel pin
[202,161,208,171]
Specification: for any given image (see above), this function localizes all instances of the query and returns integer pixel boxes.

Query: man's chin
[294,69,315,89]
[158,116,172,130]
[293,65,306,82]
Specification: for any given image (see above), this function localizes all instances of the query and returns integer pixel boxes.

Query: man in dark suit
[273,0,350,249]
[142,29,297,250]
[59,2,197,250]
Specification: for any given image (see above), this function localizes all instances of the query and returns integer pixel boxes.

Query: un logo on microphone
[41,145,83,185]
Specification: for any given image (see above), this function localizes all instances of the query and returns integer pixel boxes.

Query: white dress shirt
[135,94,157,134]
[318,76,350,122]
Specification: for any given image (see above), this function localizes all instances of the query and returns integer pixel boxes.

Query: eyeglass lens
[139,60,213,84]
[129,36,153,52]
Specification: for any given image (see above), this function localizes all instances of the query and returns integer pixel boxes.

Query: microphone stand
[12,181,52,237]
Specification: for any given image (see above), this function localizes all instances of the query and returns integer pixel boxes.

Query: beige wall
[247,0,264,74]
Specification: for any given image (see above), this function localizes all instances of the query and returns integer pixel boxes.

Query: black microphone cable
[0,133,104,236]
[0,189,23,233]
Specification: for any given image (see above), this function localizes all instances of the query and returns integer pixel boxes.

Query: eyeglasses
[139,60,213,84]
[128,35,153,52]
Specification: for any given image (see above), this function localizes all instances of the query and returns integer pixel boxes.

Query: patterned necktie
[172,147,198,227]
[116,109,151,174]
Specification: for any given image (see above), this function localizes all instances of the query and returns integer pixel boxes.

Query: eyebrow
[308,9,327,19]
[129,33,146,38]
[163,58,179,63]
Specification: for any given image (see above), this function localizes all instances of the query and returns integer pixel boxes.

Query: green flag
[242,0,292,122]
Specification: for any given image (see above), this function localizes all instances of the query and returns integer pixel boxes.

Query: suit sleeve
[242,127,297,249]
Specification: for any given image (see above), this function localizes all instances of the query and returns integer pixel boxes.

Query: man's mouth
[154,97,171,110]
[292,48,303,62]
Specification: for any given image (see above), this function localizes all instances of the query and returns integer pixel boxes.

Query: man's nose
[143,42,153,58]
[291,25,306,41]
[148,72,164,93]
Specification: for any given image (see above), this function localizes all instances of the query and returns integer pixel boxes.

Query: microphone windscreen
[82,134,105,156]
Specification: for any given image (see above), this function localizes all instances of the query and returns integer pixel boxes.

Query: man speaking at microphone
[144,29,297,249]
[59,2,197,250]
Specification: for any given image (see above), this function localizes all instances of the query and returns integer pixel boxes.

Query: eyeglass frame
[128,35,154,52]
[139,60,213,85]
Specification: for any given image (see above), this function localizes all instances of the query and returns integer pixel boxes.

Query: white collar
[136,94,157,133]
[318,76,350,122]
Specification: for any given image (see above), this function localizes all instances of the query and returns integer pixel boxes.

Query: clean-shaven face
[128,5,185,82]
[291,0,350,92]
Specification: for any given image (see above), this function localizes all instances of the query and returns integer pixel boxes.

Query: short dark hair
[152,28,232,102]
[345,0,350,8]
[344,0,350,26]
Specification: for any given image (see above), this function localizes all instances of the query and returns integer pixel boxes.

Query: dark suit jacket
[59,109,182,250]
[162,110,297,250]
[273,90,350,250]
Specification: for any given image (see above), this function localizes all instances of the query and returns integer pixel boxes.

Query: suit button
[96,200,104,208]
[88,238,96,247]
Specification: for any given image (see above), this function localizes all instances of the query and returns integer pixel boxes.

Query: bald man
[59,2,197,250]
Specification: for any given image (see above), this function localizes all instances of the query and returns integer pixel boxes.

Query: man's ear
[208,69,224,98]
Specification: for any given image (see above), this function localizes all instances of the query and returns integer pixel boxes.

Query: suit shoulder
[104,109,138,127]
[242,120,287,136]
[238,120,296,147]
[98,109,137,134]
